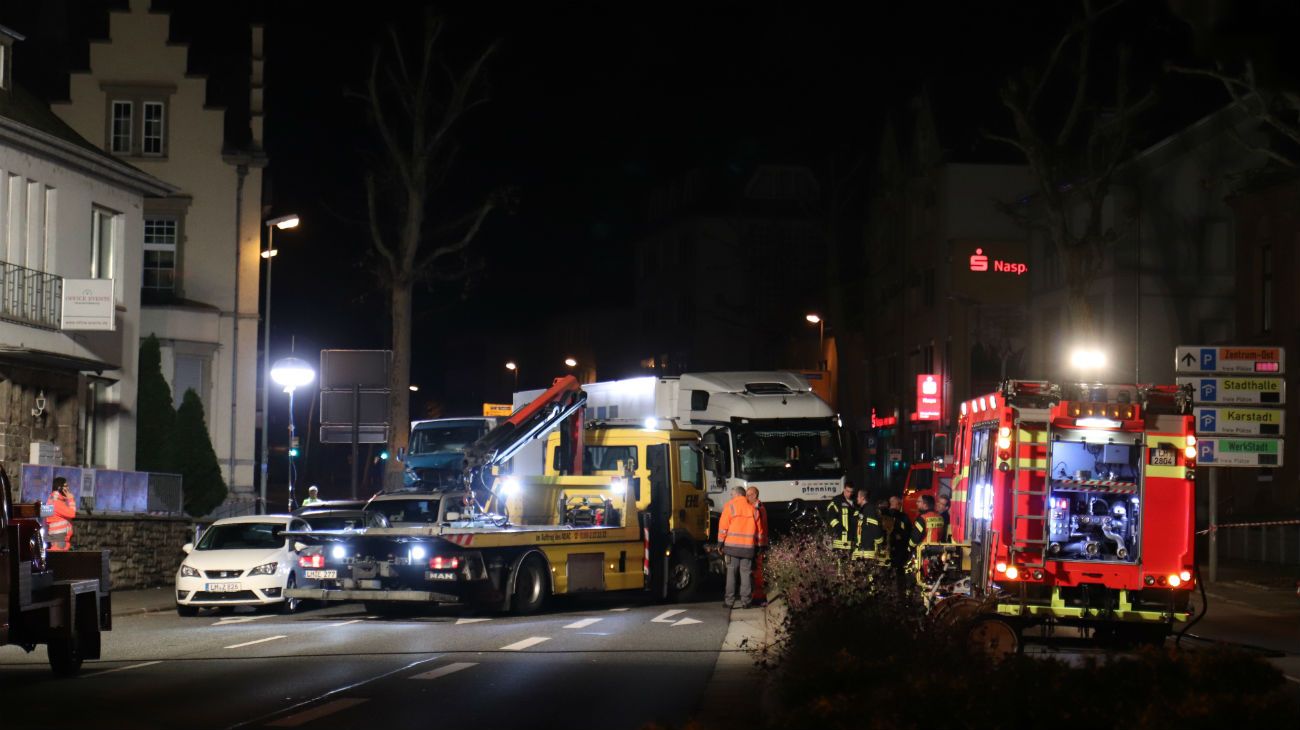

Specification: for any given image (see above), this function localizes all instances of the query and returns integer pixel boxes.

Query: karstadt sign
[60,279,115,331]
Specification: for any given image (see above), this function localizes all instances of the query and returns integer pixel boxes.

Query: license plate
[306,569,337,580]
[1149,449,1176,466]
[206,582,241,592]
[426,571,457,581]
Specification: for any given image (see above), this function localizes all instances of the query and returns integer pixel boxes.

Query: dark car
[294,500,368,531]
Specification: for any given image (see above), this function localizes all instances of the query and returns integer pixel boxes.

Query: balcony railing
[0,261,63,329]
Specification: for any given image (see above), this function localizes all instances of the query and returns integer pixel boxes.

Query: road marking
[84,660,162,677]
[500,637,550,651]
[672,617,702,627]
[455,618,492,625]
[410,662,478,680]
[564,618,602,629]
[224,635,287,649]
[328,619,363,627]
[609,607,630,612]
[266,698,369,727]
[651,609,685,623]
[211,614,275,626]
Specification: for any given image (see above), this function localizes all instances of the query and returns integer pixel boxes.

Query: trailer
[0,467,112,675]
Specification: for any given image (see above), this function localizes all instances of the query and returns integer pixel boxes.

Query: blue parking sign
[1200,348,1217,371]
[1200,379,1218,401]
[1199,409,1217,432]
[1199,442,1216,463]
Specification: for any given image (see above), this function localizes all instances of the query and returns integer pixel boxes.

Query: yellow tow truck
[287,376,713,613]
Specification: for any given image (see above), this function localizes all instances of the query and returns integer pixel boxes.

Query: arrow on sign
[1180,352,1196,368]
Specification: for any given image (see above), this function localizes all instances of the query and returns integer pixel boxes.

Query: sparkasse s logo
[969,247,1027,276]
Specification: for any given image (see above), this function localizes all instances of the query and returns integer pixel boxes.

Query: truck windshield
[734,420,843,481]
[196,522,286,550]
[409,425,482,456]
[367,499,441,527]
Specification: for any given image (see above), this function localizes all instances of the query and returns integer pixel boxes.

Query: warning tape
[1054,479,1138,494]
[1196,519,1300,535]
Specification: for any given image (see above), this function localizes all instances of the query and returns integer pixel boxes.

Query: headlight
[180,564,201,578]
[249,562,278,576]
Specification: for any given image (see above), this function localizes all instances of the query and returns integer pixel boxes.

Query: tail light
[1179,570,1192,582]
[1004,566,1020,580]
[429,555,460,570]
[1168,574,1182,588]
[299,553,325,568]
[995,561,1007,573]
[1184,446,1197,460]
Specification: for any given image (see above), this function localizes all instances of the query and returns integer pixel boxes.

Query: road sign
[482,403,513,417]
[1195,437,1283,468]
[888,448,903,462]
[1175,346,1285,374]
[1193,407,1285,436]
[1177,376,1285,405]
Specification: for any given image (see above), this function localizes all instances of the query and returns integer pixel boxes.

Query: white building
[48,0,266,507]
[0,24,173,476]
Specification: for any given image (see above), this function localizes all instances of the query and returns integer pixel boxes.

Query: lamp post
[564,357,577,368]
[506,361,518,390]
[258,214,299,514]
[806,314,824,369]
[271,356,314,511]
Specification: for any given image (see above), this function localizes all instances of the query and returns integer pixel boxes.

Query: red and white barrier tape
[1197,519,1300,535]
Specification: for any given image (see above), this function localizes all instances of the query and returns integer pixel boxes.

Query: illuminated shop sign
[914,374,941,421]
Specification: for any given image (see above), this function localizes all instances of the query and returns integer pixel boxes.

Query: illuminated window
[143,218,177,290]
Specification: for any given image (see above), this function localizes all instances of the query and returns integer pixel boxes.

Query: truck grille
[205,569,245,579]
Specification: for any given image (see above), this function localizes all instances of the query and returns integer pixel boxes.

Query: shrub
[174,388,227,517]
[136,334,176,473]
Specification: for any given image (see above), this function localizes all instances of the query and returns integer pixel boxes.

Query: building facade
[48,0,265,508]
[0,24,173,480]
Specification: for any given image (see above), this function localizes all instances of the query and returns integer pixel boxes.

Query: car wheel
[512,556,548,615]
[176,604,199,617]
[279,573,300,615]
[669,549,701,602]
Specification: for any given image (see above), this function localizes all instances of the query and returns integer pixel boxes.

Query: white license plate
[1150,449,1176,466]
[427,571,457,581]
[306,569,337,580]
[206,582,241,592]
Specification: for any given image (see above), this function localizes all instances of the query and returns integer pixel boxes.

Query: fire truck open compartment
[1046,430,1142,563]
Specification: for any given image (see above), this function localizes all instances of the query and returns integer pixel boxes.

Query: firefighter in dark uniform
[887,495,912,580]
[852,489,885,563]
[936,495,953,542]
[911,495,946,545]
[825,481,857,552]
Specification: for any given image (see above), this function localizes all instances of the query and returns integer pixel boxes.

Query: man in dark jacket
[825,481,857,551]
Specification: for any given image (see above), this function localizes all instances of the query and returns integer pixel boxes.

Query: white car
[175,515,315,616]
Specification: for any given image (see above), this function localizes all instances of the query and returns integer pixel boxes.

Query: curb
[112,604,175,618]
[693,597,786,729]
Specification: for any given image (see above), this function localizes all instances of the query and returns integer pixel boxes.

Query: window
[91,207,116,279]
[142,101,165,155]
[173,355,205,410]
[110,101,132,154]
[143,217,177,290]
[678,445,702,488]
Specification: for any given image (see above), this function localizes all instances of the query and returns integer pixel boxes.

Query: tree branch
[414,195,498,276]
[364,174,398,275]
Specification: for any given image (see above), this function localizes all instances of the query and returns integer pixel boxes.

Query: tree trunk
[385,279,413,491]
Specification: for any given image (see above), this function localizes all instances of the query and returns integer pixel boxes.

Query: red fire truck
[927,380,1197,653]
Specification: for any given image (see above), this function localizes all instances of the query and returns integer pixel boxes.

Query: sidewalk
[110,585,176,617]
[1203,560,1299,615]
[694,598,786,730]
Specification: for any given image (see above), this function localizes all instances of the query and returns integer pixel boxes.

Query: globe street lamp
[258,213,300,514]
[271,356,314,511]
[564,357,577,368]
[806,313,824,369]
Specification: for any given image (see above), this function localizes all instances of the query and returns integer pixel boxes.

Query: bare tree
[1167,61,1300,169]
[360,12,504,489]
[985,0,1155,339]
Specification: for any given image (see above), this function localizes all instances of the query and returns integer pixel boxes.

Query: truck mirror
[445,511,461,521]
[182,543,193,554]
[293,542,307,553]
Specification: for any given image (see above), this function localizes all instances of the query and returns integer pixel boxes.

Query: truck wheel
[278,574,301,615]
[176,604,199,617]
[966,618,1019,660]
[669,550,701,602]
[47,633,84,676]
[512,557,548,615]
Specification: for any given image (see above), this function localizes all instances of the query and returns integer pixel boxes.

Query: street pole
[286,385,296,511]
[351,384,360,500]
[818,319,825,370]
[1208,467,1218,583]
[258,225,274,514]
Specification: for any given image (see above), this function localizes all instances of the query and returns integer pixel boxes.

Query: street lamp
[1069,347,1107,375]
[270,356,314,511]
[408,384,419,392]
[564,357,577,368]
[806,314,824,370]
[258,213,300,514]
[506,361,518,389]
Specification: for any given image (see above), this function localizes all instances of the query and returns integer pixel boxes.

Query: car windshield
[302,514,365,531]
[366,499,441,526]
[196,522,286,550]
[409,425,483,456]
[734,420,843,481]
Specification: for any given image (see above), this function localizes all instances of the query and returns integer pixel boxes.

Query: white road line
[671,617,702,627]
[455,618,492,625]
[224,635,287,650]
[212,615,275,627]
[609,607,630,612]
[410,662,478,680]
[266,698,369,727]
[83,660,162,677]
[651,609,686,623]
[500,637,550,651]
[564,618,602,629]
[328,619,363,627]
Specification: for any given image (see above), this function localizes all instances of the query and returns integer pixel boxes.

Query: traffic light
[379,450,390,460]
[288,446,299,458]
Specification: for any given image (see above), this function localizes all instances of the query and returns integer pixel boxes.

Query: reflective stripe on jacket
[853,510,884,560]
[46,491,76,550]
[827,496,855,550]
[718,495,761,557]
[911,510,945,545]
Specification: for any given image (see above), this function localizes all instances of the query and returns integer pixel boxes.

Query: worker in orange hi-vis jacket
[747,486,768,605]
[45,476,76,552]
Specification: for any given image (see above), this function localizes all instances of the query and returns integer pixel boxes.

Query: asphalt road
[0,595,730,730]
